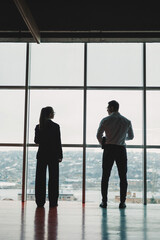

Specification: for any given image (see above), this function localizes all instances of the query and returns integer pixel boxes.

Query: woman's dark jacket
[34,120,63,160]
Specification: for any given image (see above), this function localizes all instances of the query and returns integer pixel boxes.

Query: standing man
[97,100,134,209]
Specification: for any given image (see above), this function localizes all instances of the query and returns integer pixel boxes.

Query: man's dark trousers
[101,144,128,204]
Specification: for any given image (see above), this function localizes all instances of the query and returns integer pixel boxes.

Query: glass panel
[27,148,37,201]
[147,91,160,145]
[146,43,160,86]
[29,90,83,144]
[86,148,143,204]
[0,90,25,143]
[87,90,142,145]
[0,43,26,86]
[27,147,82,202]
[30,43,84,86]
[86,149,102,203]
[147,149,160,204]
[59,148,82,202]
[0,147,22,201]
[87,43,143,86]
[127,149,143,203]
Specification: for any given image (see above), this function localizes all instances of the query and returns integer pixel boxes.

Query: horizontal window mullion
[146,87,160,90]
[0,143,23,147]
[28,143,83,148]
[87,86,144,90]
[29,86,84,90]
[0,86,25,89]
[2,143,160,149]
[1,86,160,90]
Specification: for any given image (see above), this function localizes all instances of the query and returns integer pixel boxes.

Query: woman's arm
[34,125,40,144]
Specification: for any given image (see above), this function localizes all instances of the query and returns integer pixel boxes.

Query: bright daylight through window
[0,43,160,205]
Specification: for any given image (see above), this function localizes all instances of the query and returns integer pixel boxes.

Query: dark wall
[1,1,160,40]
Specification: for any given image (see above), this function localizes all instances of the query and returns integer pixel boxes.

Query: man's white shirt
[97,112,134,146]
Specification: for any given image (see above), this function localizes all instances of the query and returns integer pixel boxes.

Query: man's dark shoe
[119,203,126,209]
[99,202,107,208]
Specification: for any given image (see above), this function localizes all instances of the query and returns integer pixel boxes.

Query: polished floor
[0,201,160,240]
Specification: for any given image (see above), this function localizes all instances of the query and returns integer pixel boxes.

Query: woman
[34,106,63,208]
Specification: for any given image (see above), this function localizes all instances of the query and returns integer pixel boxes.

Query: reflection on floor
[0,201,160,240]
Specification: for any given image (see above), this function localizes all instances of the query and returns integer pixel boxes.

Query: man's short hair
[108,100,119,111]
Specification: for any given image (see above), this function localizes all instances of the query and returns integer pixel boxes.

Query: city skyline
[0,149,160,203]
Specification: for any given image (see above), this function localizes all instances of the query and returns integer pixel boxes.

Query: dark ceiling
[1,1,160,42]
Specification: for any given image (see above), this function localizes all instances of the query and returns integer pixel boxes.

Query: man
[97,100,134,209]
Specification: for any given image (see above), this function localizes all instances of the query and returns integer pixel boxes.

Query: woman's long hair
[39,106,54,130]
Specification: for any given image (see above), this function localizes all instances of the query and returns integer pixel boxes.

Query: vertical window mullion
[82,43,87,204]
[143,43,147,205]
[22,43,30,202]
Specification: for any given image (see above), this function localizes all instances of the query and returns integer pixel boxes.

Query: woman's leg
[48,161,59,207]
[35,158,47,207]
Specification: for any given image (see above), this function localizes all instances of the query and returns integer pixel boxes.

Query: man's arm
[126,122,134,140]
[96,120,105,145]
[57,125,63,160]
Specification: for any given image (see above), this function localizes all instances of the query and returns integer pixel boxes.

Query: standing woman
[34,106,63,208]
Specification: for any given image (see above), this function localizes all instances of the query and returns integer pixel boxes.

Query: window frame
[1,42,160,204]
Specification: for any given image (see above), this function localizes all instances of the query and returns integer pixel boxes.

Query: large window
[0,147,23,200]
[86,149,143,203]
[59,148,82,202]
[146,43,160,86]
[29,90,83,144]
[87,43,143,86]
[147,149,160,204]
[87,90,142,145]
[30,43,84,86]
[147,91,160,145]
[0,42,159,204]
[0,90,25,143]
[27,148,82,202]
[0,43,26,86]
